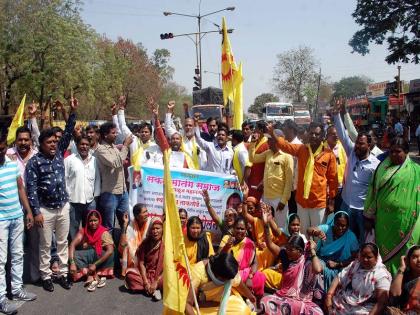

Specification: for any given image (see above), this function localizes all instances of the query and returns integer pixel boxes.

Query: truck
[262,102,294,124]
[191,87,228,125]
[293,103,311,127]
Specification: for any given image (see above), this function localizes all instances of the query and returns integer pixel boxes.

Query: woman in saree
[326,243,391,315]
[184,216,215,265]
[179,208,188,235]
[119,203,151,277]
[260,235,323,315]
[219,217,266,301]
[307,211,359,299]
[184,252,257,315]
[69,210,114,292]
[242,193,287,271]
[202,189,237,237]
[364,137,420,275]
[261,212,307,291]
[124,218,164,301]
[387,245,420,315]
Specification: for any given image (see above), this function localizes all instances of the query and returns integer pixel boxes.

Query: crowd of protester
[0,96,419,315]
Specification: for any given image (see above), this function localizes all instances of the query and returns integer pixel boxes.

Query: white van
[262,102,294,123]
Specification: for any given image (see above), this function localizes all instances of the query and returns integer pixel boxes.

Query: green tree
[333,76,372,98]
[350,0,420,64]
[152,49,174,83]
[273,46,319,103]
[248,93,279,116]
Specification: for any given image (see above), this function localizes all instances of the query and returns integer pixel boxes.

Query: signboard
[128,165,241,231]
[366,81,388,98]
[409,79,420,93]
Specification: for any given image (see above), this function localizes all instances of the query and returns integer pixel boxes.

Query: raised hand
[28,102,38,117]
[201,189,210,205]
[167,100,176,112]
[111,103,117,116]
[69,97,78,111]
[55,100,64,112]
[118,95,127,109]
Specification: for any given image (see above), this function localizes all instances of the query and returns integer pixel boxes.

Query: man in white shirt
[194,114,233,174]
[65,135,101,241]
[231,130,251,184]
[165,101,206,170]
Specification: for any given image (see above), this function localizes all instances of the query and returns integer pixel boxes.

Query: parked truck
[293,103,311,127]
[262,102,294,123]
[191,87,229,125]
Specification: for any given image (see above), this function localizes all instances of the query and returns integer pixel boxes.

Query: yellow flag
[221,17,243,129]
[162,149,191,314]
[233,63,243,129]
[7,94,26,145]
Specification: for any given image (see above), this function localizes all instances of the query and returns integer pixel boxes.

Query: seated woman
[124,218,164,301]
[119,203,151,277]
[242,197,287,271]
[179,208,188,235]
[307,211,359,300]
[219,217,266,301]
[387,245,420,315]
[185,252,257,315]
[326,243,391,315]
[201,189,237,237]
[69,210,114,292]
[184,216,215,265]
[260,235,323,315]
[261,211,306,291]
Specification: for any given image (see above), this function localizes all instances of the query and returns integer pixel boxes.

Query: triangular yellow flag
[7,94,26,145]
[162,149,191,314]
[221,17,238,107]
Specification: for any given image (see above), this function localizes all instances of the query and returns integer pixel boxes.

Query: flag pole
[181,247,201,315]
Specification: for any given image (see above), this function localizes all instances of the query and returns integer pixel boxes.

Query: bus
[262,102,294,123]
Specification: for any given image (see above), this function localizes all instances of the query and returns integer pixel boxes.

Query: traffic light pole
[162,6,235,90]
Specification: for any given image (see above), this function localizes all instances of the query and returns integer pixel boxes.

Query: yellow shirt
[248,144,294,202]
[184,232,215,265]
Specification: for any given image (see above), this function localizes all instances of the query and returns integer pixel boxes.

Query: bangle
[397,268,405,274]
[310,254,317,260]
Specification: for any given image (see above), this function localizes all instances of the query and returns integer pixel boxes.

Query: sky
[81,0,420,109]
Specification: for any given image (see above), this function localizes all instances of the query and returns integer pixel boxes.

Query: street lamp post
[162,6,235,88]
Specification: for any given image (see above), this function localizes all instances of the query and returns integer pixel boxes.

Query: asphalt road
[18,278,163,315]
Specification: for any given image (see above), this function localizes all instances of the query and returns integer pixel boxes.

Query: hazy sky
[81,0,420,108]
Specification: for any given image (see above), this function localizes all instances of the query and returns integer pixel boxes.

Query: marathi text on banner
[128,165,241,232]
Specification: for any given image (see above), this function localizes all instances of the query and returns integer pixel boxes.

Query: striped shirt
[0,157,23,221]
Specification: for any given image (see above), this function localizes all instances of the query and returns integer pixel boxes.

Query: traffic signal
[193,74,201,91]
[160,33,174,40]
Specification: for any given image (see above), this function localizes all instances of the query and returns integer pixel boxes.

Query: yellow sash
[255,136,268,152]
[323,141,346,185]
[131,139,151,171]
[233,142,251,183]
[303,144,323,199]
[180,137,200,170]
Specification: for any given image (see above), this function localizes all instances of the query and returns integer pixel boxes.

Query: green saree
[364,157,420,275]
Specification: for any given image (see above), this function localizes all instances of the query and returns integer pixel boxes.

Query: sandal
[87,280,98,292]
[97,277,106,288]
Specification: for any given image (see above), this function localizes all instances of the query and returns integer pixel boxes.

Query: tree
[152,49,174,83]
[333,76,372,98]
[248,93,279,116]
[273,46,319,103]
[350,0,420,64]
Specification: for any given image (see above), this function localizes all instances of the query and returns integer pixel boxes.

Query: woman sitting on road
[387,245,420,315]
[179,208,188,235]
[184,216,214,265]
[260,235,323,315]
[201,189,237,237]
[124,218,164,301]
[307,211,359,301]
[119,203,151,277]
[219,217,266,302]
[326,243,391,315]
[68,210,114,292]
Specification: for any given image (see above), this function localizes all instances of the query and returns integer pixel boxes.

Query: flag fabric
[7,94,26,145]
[221,17,243,129]
[233,62,243,129]
[162,148,191,314]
